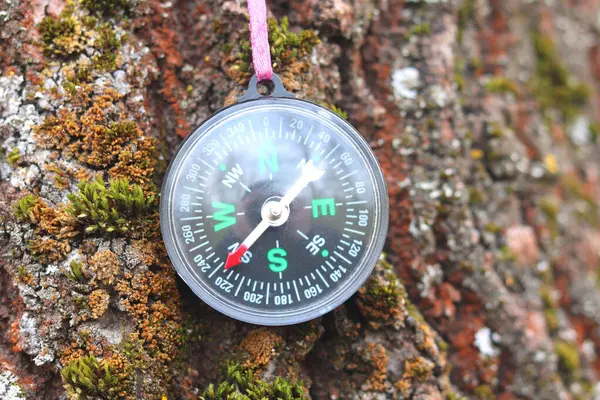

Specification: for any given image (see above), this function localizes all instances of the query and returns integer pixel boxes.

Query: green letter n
[212,202,236,231]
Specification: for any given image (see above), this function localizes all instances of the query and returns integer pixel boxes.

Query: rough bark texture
[2,0,600,399]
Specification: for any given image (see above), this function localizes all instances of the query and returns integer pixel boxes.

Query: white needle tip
[302,160,325,182]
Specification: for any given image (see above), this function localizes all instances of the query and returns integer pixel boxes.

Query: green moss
[498,246,516,263]
[406,23,431,39]
[65,178,155,234]
[61,354,131,399]
[81,0,132,15]
[473,384,494,400]
[321,103,348,120]
[13,195,38,222]
[38,4,85,57]
[540,286,559,332]
[485,76,519,96]
[7,148,21,167]
[234,16,319,78]
[554,341,580,377]
[532,33,590,123]
[200,363,306,400]
[268,17,319,67]
[66,260,88,282]
[447,392,468,400]
[92,24,121,71]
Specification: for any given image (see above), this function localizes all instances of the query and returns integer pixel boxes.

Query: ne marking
[206,252,215,260]
[325,261,335,270]
[346,200,367,205]
[226,270,234,280]
[334,251,352,264]
[333,162,342,169]
[316,270,329,288]
[345,221,354,226]
[236,212,246,216]
[293,281,301,301]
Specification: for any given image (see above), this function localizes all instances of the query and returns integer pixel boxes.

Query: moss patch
[7,147,21,167]
[485,76,519,96]
[81,0,133,15]
[228,16,320,83]
[61,354,132,399]
[65,178,156,235]
[531,33,589,122]
[554,341,580,377]
[92,24,121,71]
[38,3,86,57]
[201,363,306,400]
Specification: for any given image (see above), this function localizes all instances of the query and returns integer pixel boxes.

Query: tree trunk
[2,0,600,398]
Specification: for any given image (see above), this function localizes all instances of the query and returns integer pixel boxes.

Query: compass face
[160,98,388,325]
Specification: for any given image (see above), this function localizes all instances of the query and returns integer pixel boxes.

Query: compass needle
[160,74,388,326]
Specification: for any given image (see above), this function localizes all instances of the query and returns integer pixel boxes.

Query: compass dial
[160,98,388,325]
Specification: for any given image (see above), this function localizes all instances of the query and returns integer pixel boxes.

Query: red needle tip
[224,244,248,270]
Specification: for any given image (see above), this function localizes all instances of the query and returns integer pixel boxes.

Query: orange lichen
[88,250,120,285]
[28,237,71,263]
[240,328,283,369]
[34,90,157,191]
[395,357,435,397]
[364,343,388,392]
[88,289,110,319]
[115,266,183,363]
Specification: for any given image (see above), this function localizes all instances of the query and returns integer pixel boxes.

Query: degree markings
[178,119,373,311]
[303,126,314,145]
[316,270,329,288]
[234,276,245,296]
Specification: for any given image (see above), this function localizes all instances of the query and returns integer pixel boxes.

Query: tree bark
[2,0,600,399]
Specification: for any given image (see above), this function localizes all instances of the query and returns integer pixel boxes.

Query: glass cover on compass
[160,94,388,326]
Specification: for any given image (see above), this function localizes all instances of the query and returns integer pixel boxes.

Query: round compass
[160,75,389,325]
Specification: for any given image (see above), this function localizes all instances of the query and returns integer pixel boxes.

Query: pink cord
[247,0,273,82]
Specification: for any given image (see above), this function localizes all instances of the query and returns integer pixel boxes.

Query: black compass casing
[160,75,389,325]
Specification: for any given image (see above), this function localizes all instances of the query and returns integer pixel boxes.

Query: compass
[160,75,389,325]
